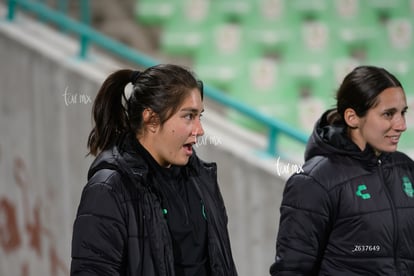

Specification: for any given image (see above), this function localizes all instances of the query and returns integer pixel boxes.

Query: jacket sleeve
[270,173,332,276]
[71,170,127,276]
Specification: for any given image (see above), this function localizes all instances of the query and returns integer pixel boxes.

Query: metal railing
[5,0,309,156]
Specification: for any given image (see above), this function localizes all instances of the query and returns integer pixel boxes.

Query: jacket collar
[87,132,213,181]
[305,109,390,167]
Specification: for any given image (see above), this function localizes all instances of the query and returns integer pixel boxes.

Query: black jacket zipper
[378,158,400,273]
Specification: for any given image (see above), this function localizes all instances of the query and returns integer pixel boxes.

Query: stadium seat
[134,0,177,25]
[160,0,212,57]
[326,0,380,55]
[367,0,412,19]
[227,56,312,158]
[280,19,362,131]
[366,17,414,75]
[287,0,330,20]
[243,0,299,56]
[210,0,252,22]
[282,20,349,81]
[227,57,299,132]
[194,21,262,91]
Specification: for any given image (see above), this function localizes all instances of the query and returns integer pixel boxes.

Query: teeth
[389,136,399,142]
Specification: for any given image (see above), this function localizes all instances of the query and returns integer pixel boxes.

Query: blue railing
[5,0,309,156]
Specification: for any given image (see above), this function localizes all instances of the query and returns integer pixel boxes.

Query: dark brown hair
[329,65,403,125]
[87,64,203,156]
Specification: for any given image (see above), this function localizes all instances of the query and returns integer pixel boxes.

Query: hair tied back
[130,70,141,84]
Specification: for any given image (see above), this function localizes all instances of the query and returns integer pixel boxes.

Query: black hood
[305,109,382,164]
[87,132,161,183]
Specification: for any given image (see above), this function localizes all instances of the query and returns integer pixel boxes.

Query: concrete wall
[0,9,300,276]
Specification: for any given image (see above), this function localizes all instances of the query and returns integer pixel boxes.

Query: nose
[192,118,205,137]
[393,114,407,132]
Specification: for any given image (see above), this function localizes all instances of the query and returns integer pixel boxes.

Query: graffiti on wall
[0,146,69,276]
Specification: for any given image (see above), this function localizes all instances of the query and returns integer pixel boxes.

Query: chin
[382,145,399,153]
[174,157,190,166]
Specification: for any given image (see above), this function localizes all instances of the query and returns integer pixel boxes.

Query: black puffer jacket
[270,110,414,276]
[71,134,237,276]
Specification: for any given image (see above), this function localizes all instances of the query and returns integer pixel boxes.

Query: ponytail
[326,109,344,125]
[87,69,134,156]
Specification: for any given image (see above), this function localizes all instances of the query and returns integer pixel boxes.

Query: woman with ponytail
[70,64,238,276]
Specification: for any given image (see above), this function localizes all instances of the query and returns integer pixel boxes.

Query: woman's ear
[142,108,159,133]
[344,108,360,129]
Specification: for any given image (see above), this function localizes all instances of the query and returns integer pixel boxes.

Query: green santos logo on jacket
[356,184,371,200]
[355,177,414,200]
[402,176,413,198]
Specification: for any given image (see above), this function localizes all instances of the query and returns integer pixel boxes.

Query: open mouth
[387,135,400,144]
[183,143,194,155]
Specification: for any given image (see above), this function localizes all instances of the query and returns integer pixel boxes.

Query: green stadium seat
[282,20,349,82]
[135,0,177,25]
[331,57,362,89]
[287,0,330,20]
[366,17,414,72]
[326,0,380,54]
[194,21,262,91]
[279,20,362,132]
[210,0,252,22]
[367,0,412,19]
[227,57,299,132]
[243,0,299,56]
[294,57,362,132]
[291,73,334,132]
[227,57,314,157]
[160,0,213,57]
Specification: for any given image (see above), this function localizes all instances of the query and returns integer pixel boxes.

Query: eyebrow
[383,107,397,113]
[180,108,204,113]
[383,106,408,113]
